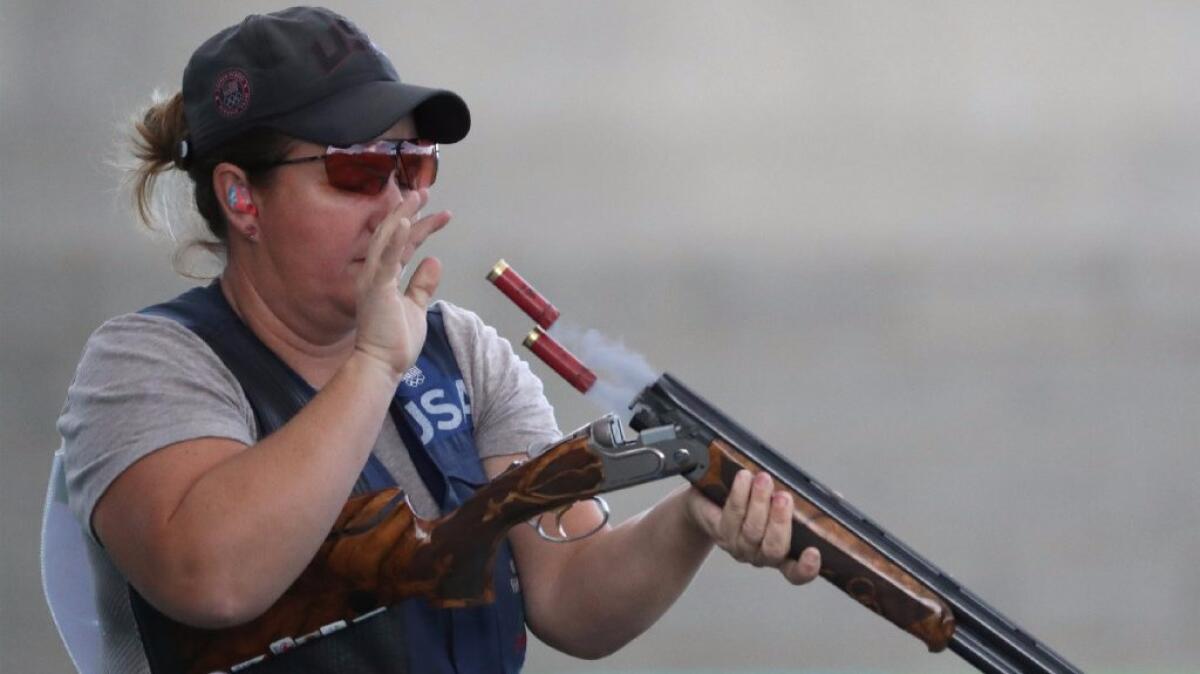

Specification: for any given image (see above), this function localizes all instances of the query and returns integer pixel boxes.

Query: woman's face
[247,116,419,335]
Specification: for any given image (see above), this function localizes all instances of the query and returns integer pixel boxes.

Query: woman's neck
[219,264,355,389]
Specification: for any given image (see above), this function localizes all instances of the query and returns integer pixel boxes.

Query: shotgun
[174,377,1084,674]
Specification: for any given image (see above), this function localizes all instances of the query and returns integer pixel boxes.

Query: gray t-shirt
[56,298,560,674]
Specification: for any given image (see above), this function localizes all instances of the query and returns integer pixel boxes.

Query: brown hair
[128,92,294,261]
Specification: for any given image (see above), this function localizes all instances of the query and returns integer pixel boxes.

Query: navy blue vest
[130,282,527,673]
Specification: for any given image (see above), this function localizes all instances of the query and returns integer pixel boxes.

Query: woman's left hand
[353,187,450,378]
[684,469,822,585]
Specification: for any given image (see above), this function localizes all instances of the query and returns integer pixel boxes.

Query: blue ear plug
[226,185,257,215]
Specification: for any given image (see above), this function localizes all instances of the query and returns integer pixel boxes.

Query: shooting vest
[131,282,527,674]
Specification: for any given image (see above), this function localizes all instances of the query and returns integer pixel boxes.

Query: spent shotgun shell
[523,326,597,394]
[488,259,561,329]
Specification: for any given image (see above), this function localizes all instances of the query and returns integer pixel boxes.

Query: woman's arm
[92,351,400,629]
[484,455,822,659]
[90,193,445,629]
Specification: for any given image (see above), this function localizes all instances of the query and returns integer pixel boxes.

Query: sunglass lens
[325,152,395,195]
[398,152,437,190]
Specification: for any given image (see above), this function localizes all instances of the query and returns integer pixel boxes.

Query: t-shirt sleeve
[436,301,562,460]
[57,313,257,543]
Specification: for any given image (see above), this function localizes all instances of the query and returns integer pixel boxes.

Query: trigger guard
[528,497,611,543]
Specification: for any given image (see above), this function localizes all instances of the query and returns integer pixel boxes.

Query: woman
[57,7,821,673]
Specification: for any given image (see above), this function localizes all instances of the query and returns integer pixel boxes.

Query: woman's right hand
[353,188,452,379]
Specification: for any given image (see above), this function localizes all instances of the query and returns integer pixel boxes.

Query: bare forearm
[529,485,714,658]
[163,352,399,621]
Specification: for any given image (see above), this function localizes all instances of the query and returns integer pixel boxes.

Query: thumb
[405,256,442,309]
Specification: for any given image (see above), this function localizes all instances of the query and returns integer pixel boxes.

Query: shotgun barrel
[629,373,1085,674]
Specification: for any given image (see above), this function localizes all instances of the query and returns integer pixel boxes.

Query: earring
[246,227,259,242]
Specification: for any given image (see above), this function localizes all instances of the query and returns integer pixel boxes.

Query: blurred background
[2,1,1198,673]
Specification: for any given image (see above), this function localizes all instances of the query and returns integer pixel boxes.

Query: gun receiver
[168,415,701,674]
[629,373,1085,674]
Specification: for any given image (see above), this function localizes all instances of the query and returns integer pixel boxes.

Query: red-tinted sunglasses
[265,139,439,195]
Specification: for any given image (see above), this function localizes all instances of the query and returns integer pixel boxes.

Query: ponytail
[125,92,294,269]
[129,92,188,229]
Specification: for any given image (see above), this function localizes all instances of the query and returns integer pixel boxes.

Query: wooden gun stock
[169,433,604,674]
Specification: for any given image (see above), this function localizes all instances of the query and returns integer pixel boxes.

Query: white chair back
[41,449,101,674]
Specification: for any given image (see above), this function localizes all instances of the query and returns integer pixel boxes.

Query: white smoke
[548,321,661,422]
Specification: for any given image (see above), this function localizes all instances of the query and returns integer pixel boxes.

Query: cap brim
[267,80,471,145]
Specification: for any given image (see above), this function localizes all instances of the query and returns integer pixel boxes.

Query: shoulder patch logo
[213,69,251,118]
[401,366,426,388]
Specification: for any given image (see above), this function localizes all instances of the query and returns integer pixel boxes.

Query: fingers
[380,189,450,268]
[404,256,442,309]
[717,470,752,559]
[705,469,822,586]
[717,471,781,562]
[780,547,822,585]
[379,214,410,276]
[737,472,775,565]
[400,210,451,267]
[365,191,449,282]
[758,491,794,565]
[395,186,428,219]
[361,208,408,291]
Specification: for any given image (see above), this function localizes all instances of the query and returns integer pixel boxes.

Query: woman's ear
[213,163,260,241]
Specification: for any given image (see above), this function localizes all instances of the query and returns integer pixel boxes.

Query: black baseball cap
[181,6,469,160]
